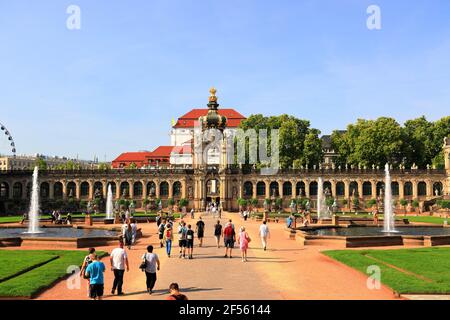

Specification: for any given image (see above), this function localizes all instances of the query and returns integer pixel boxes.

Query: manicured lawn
[324,247,450,294]
[405,216,447,225]
[0,251,58,282]
[0,250,105,298]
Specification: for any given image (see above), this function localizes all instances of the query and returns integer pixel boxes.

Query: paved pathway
[35,212,397,300]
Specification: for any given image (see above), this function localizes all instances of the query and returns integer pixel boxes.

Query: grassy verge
[404,216,447,225]
[324,247,450,294]
[0,250,105,298]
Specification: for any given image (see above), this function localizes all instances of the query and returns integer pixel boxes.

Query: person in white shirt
[110,241,129,295]
[259,220,270,251]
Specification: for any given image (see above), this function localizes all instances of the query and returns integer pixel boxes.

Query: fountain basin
[295,225,450,248]
[0,226,120,249]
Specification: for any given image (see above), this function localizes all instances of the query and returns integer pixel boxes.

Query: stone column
[102,180,107,198]
[142,180,148,199]
[304,180,310,198]
[252,181,257,198]
[357,180,363,199]
[412,180,418,199]
[155,179,160,198]
[168,180,173,199]
[278,180,283,198]
[371,180,377,199]
[292,179,297,198]
[129,180,134,199]
[62,180,67,200]
[330,180,337,198]
[75,181,81,200]
[49,181,55,200]
[88,180,94,200]
[115,180,121,200]
[344,180,350,199]
[426,180,433,198]
[398,180,405,199]
[265,180,270,199]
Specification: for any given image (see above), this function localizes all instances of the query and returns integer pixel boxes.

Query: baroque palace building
[0,89,449,213]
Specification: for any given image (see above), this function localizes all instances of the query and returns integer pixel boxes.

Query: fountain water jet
[106,184,113,220]
[317,177,330,219]
[25,166,41,234]
[383,163,397,233]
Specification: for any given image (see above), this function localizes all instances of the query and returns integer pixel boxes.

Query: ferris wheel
[0,122,16,157]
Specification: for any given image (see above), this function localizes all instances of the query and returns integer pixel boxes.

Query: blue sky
[1,0,449,161]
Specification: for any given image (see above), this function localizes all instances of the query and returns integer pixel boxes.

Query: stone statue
[149,185,156,197]
[188,186,193,199]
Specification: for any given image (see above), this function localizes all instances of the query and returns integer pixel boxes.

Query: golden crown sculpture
[209,87,217,103]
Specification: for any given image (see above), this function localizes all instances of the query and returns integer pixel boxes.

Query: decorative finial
[209,87,217,102]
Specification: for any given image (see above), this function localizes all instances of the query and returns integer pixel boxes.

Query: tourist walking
[237,226,251,262]
[141,245,160,294]
[130,219,138,244]
[178,221,188,258]
[166,283,188,300]
[80,247,96,297]
[156,212,162,228]
[84,253,105,300]
[186,224,194,259]
[214,220,223,248]
[223,222,235,258]
[110,241,129,296]
[190,208,195,219]
[259,220,270,251]
[158,219,166,248]
[123,221,133,249]
[163,223,174,257]
[196,216,205,247]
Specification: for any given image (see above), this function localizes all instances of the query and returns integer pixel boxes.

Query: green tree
[399,199,408,215]
[35,158,47,170]
[98,163,110,170]
[332,117,404,167]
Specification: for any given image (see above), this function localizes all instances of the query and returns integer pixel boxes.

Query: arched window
[269,182,279,197]
[107,182,117,196]
[80,182,90,197]
[54,182,63,198]
[160,181,169,197]
[336,182,345,196]
[310,181,318,196]
[362,181,372,196]
[134,181,143,197]
[418,182,427,196]
[13,182,22,199]
[376,182,385,196]
[283,181,292,196]
[173,181,182,197]
[256,182,266,196]
[0,182,9,199]
[40,182,49,198]
[120,182,130,197]
[391,182,399,196]
[433,182,443,196]
[349,181,358,197]
[404,182,413,196]
[323,181,332,196]
[243,181,253,197]
[147,181,156,196]
[296,181,305,197]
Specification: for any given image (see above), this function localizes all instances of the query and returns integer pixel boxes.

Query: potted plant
[399,199,408,216]
[411,199,420,214]
[143,198,150,214]
[366,199,377,210]
[179,198,189,215]
[250,198,258,214]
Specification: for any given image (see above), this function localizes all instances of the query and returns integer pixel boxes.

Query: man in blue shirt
[84,253,106,300]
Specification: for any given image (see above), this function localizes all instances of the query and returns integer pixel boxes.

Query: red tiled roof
[113,152,153,162]
[147,146,173,158]
[174,108,246,128]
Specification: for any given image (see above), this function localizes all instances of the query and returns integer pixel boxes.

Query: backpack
[166,229,172,238]
[158,224,165,234]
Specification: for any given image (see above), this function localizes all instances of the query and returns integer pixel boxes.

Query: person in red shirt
[166,283,188,300]
[223,222,236,258]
